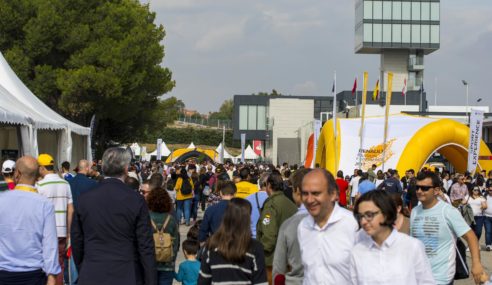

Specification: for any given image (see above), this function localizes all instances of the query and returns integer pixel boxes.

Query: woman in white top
[484,189,492,251]
[468,186,488,241]
[350,191,435,285]
[374,170,385,189]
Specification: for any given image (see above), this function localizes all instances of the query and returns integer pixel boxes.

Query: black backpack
[181,178,192,195]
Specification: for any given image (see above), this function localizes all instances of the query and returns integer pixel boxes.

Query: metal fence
[177,116,232,129]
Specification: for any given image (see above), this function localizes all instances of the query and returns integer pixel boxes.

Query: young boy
[175,239,200,285]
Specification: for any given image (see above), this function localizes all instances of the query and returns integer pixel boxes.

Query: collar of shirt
[14,184,38,193]
[44,173,60,180]
[297,204,308,216]
[366,229,398,250]
[268,191,284,198]
[306,203,343,231]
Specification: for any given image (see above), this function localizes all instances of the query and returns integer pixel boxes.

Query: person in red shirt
[335,170,349,207]
[1,160,16,190]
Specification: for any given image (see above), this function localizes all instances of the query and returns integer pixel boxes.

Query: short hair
[124,176,140,191]
[356,169,363,176]
[239,167,250,180]
[416,171,441,187]
[149,173,164,190]
[336,170,344,178]
[102,147,131,177]
[354,190,397,230]
[267,171,284,192]
[147,187,173,213]
[407,169,415,175]
[187,222,201,241]
[304,168,338,195]
[43,165,55,172]
[372,164,377,168]
[290,168,312,193]
[283,169,291,179]
[219,181,237,196]
[182,239,199,255]
[61,161,70,171]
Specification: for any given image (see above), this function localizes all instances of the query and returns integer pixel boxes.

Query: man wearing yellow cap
[36,154,74,285]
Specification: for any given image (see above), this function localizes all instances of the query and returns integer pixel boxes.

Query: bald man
[69,160,98,209]
[0,156,60,284]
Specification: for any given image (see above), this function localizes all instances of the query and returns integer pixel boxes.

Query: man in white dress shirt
[297,169,359,285]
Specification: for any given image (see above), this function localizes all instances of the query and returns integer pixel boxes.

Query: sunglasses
[355,211,381,222]
[416,185,434,192]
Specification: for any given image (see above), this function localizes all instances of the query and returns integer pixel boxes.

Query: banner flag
[382,72,394,171]
[358,72,369,168]
[467,109,484,174]
[351,78,357,95]
[372,79,380,101]
[312,119,322,168]
[241,133,246,163]
[253,140,262,156]
[156,138,162,160]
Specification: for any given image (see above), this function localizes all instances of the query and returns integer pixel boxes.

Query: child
[175,239,200,285]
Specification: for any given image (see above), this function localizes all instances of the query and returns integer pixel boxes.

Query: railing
[176,116,232,129]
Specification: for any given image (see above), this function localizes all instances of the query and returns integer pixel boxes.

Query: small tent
[145,141,171,160]
[129,143,141,156]
[187,142,196,149]
[236,145,260,161]
[215,143,234,161]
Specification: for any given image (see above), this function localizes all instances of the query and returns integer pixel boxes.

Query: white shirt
[350,176,361,197]
[298,204,359,285]
[468,196,486,216]
[36,173,73,237]
[350,230,435,285]
[484,196,492,217]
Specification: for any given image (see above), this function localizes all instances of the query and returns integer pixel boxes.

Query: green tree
[252,89,281,96]
[209,99,233,120]
[0,0,175,149]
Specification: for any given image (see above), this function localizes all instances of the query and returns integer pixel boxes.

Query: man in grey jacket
[272,168,312,284]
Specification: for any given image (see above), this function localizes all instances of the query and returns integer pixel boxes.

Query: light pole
[462,80,469,125]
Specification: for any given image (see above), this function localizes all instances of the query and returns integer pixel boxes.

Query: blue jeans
[484,216,492,246]
[176,199,192,225]
[472,216,485,240]
[191,194,200,221]
[157,270,174,285]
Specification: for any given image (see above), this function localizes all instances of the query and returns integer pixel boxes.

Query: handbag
[442,207,469,280]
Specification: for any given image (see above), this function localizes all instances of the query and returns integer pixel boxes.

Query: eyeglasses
[416,185,434,192]
[355,211,380,222]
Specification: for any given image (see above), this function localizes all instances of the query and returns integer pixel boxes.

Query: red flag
[402,78,407,97]
[351,78,357,95]
[252,140,262,156]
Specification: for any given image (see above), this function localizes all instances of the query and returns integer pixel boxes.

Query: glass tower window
[421,25,430,43]
[402,24,411,43]
[392,2,401,20]
[411,2,421,21]
[373,1,382,19]
[364,1,373,19]
[364,23,373,42]
[431,3,440,21]
[373,24,382,42]
[392,24,402,43]
[431,25,440,44]
[257,106,266,130]
[383,2,391,20]
[402,2,411,20]
[411,25,420,44]
[421,2,430,21]
[239,106,248,130]
[383,24,391,42]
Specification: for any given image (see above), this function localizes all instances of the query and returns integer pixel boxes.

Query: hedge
[146,127,241,148]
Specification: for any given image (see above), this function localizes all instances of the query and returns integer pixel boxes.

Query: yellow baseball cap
[38,154,55,166]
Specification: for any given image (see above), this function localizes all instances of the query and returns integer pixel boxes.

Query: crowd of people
[1,149,492,285]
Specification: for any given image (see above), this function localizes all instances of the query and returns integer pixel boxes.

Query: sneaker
[486,245,492,251]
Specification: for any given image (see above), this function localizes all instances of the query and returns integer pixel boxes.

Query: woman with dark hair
[175,167,194,226]
[147,187,180,285]
[390,193,410,235]
[350,191,434,284]
[198,198,267,285]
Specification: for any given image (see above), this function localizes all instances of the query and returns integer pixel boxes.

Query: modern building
[355,0,440,100]
[233,95,332,165]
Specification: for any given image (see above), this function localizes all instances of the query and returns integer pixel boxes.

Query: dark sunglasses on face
[416,185,434,192]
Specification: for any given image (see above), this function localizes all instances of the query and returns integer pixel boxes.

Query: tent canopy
[187,142,196,149]
[215,143,234,159]
[149,141,171,157]
[236,145,260,160]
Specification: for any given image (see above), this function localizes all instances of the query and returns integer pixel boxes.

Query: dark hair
[219,181,237,196]
[44,165,55,172]
[182,239,199,255]
[149,173,164,190]
[124,176,140,191]
[390,192,410,218]
[283,169,291,179]
[336,170,344,178]
[407,169,415,175]
[147,187,173,213]
[290,168,312,193]
[239,167,250,180]
[354,190,397,230]
[357,169,363,176]
[267,171,284,192]
[416,171,440,187]
[187,222,201,241]
[61,161,70,171]
[307,168,338,195]
[207,198,252,262]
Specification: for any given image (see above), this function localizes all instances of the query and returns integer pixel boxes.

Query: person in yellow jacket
[235,167,258,199]
[174,166,194,226]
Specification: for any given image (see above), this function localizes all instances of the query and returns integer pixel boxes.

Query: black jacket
[71,178,157,285]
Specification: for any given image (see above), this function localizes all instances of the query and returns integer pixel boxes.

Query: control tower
[355,0,440,96]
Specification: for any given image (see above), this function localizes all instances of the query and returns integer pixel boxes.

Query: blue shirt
[358,180,376,196]
[0,189,61,275]
[175,260,200,285]
[68,173,98,208]
[199,200,229,242]
[245,191,269,238]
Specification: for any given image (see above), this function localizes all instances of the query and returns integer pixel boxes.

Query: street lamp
[462,80,469,125]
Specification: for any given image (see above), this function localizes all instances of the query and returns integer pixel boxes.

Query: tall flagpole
[434,77,438,106]
[382,72,394,171]
[332,71,338,172]
[355,75,359,117]
[359,72,368,170]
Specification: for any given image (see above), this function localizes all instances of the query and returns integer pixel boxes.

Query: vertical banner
[382,72,394,171]
[156,138,162,160]
[358,72,369,169]
[220,126,226,163]
[241,133,246,163]
[467,109,484,174]
[253,140,263,157]
[312,119,322,168]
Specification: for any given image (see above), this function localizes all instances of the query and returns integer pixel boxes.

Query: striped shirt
[37,173,73,237]
[198,239,267,285]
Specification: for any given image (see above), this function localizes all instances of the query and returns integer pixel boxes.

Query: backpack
[180,178,192,195]
[151,215,173,263]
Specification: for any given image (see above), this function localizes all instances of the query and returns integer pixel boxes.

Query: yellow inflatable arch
[316,115,492,175]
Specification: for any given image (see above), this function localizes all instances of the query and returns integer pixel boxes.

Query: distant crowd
[1,150,492,285]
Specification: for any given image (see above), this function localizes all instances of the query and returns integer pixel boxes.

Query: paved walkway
[171,208,492,284]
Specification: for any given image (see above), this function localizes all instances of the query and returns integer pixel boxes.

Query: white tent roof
[236,145,260,160]
[149,141,171,156]
[129,143,141,156]
[215,143,234,159]
[0,52,89,135]
[187,142,196,149]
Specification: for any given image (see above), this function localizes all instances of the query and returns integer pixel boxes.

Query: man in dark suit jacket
[69,159,98,209]
[71,148,156,285]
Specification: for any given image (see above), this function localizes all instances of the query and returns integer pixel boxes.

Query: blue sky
[146,0,492,113]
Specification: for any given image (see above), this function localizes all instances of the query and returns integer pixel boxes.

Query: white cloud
[194,18,247,51]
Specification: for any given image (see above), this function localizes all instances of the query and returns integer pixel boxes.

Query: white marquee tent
[215,143,234,161]
[236,145,260,161]
[187,142,196,149]
[0,52,91,166]
[148,141,171,157]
